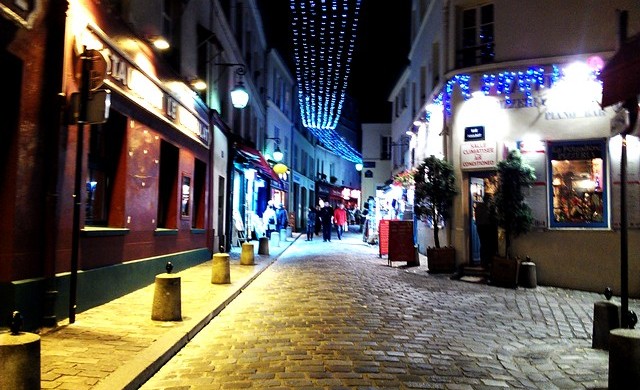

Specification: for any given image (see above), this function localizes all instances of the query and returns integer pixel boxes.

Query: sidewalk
[39,233,301,390]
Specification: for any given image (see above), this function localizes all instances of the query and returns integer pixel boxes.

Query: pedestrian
[306,207,316,241]
[314,205,322,236]
[276,203,288,234]
[262,202,276,239]
[319,203,333,242]
[333,203,347,240]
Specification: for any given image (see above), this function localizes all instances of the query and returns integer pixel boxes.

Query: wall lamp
[148,35,170,50]
[265,136,283,162]
[215,63,249,109]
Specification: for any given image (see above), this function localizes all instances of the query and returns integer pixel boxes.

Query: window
[86,111,126,226]
[548,140,607,228]
[381,136,391,160]
[157,140,179,229]
[459,3,494,67]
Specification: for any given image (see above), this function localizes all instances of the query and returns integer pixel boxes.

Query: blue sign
[465,126,485,141]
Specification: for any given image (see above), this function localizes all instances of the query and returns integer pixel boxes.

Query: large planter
[427,246,456,273]
[490,256,520,288]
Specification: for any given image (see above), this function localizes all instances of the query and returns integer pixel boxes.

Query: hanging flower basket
[393,168,416,188]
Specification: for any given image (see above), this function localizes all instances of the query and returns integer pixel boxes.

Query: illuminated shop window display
[549,140,607,228]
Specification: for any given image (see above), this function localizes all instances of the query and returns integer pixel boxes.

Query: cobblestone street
[141,231,617,389]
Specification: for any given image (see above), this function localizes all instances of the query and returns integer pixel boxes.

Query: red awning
[601,33,640,107]
[235,143,280,181]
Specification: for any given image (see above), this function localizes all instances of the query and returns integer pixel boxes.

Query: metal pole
[621,134,628,328]
[69,47,90,323]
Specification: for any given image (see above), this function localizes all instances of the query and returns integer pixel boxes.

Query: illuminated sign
[77,24,210,145]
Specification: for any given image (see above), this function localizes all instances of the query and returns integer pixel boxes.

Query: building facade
[392,0,640,295]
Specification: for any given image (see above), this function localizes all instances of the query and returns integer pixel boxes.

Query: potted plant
[490,150,536,287]
[414,155,457,273]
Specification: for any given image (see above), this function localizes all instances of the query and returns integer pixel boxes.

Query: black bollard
[166,261,174,274]
[9,311,23,335]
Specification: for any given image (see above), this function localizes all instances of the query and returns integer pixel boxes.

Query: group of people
[262,201,289,239]
[306,202,348,242]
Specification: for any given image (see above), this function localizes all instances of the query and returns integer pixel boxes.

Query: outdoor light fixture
[148,36,170,50]
[191,78,207,91]
[355,163,363,171]
[215,63,249,109]
[265,136,283,162]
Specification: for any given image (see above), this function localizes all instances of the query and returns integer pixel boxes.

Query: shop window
[86,111,126,226]
[192,158,206,229]
[548,139,607,228]
[157,140,179,229]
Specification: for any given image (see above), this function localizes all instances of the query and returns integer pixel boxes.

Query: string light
[417,64,601,123]
[290,0,363,164]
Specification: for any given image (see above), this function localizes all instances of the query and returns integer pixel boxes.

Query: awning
[235,143,280,181]
[601,33,640,107]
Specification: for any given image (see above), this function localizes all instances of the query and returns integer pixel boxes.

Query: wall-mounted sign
[461,141,498,170]
[464,126,485,141]
[363,161,376,168]
[1,0,40,29]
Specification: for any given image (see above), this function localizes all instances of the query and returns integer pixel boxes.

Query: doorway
[469,172,498,267]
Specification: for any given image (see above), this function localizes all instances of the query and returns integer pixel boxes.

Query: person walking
[319,203,333,242]
[333,203,347,240]
[314,205,322,236]
[276,203,288,235]
[262,202,276,239]
[306,207,316,241]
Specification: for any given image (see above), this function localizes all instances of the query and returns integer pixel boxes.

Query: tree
[493,150,536,257]
[413,156,457,248]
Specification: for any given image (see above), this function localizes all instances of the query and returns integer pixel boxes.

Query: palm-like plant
[413,156,457,248]
[493,150,536,257]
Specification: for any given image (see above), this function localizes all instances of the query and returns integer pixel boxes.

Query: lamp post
[215,63,249,109]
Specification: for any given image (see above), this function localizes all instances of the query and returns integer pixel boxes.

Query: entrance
[469,172,498,267]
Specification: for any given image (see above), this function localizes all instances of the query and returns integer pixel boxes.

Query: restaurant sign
[460,141,498,171]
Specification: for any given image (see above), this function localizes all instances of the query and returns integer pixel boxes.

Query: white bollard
[211,253,231,284]
[151,274,182,321]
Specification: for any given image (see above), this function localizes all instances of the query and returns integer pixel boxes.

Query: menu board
[378,219,389,257]
[388,221,415,263]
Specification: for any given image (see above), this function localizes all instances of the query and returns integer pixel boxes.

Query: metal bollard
[518,258,537,288]
[258,236,270,255]
[211,253,231,284]
[241,242,255,265]
[592,301,621,349]
[151,273,182,321]
[0,311,41,389]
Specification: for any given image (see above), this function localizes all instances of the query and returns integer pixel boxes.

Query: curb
[93,235,300,389]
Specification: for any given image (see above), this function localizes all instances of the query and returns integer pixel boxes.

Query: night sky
[258,1,411,123]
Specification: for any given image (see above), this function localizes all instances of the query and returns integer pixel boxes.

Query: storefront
[233,144,281,241]
[434,57,640,295]
[33,1,217,323]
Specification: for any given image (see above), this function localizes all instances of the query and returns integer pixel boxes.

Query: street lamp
[265,136,283,162]
[215,63,249,109]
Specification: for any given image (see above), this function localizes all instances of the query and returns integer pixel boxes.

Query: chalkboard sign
[378,219,390,257]
[388,221,415,263]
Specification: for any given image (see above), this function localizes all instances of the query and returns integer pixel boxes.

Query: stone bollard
[240,242,255,265]
[258,236,270,255]
[609,328,640,389]
[279,228,287,242]
[518,260,537,288]
[211,253,231,284]
[151,273,182,321]
[0,312,40,390]
[592,300,621,350]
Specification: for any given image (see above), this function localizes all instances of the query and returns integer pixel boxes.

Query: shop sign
[460,141,497,170]
[464,126,485,141]
[78,25,210,145]
[1,0,40,29]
